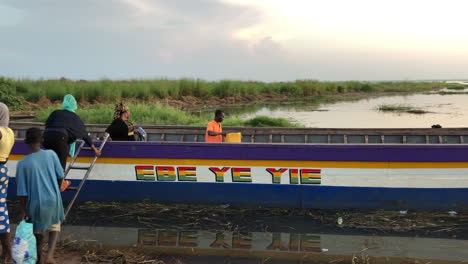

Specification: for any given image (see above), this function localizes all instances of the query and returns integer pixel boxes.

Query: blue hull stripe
[7,178,468,211]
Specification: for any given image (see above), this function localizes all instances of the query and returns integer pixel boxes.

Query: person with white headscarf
[0,102,13,262]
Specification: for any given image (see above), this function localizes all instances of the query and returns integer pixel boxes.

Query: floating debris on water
[337,217,343,225]
[448,210,458,216]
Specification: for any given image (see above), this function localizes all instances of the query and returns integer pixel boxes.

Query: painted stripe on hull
[7,179,468,211]
[9,155,468,169]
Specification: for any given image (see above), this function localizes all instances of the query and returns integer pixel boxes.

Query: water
[233,92,468,128]
[60,225,468,263]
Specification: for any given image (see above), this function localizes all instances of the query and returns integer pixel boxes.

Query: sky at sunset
[0,0,467,81]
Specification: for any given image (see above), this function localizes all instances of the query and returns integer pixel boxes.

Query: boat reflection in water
[61,225,468,263]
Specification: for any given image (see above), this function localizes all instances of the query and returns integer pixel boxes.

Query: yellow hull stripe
[8,154,468,169]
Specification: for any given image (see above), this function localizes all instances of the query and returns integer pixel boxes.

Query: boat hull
[6,141,468,211]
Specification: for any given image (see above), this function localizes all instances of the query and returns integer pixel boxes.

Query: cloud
[0,0,467,81]
[0,0,287,79]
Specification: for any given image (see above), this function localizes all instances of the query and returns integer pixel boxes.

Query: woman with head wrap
[42,94,101,170]
[105,103,137,141]
[0,102,14,261]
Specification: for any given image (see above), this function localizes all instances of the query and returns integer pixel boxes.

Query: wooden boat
[6,122,468,211]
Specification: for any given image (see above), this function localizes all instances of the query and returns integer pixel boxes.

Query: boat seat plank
[331,135,345,144]
[348,135,365,144]
[407,135,426,144]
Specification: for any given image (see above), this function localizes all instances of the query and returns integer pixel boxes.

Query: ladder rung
[67,186,79,190]
[69,166,91,170]
[81,147,92,150]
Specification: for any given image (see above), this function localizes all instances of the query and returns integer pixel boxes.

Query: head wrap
[114,103,129,120]
[62,94,78,112]
[0,103,9,127]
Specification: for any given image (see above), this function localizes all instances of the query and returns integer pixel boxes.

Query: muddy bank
[120,92,429,112]
[7,201,467,239]
[53,242,468,264]
[6,201,468,263]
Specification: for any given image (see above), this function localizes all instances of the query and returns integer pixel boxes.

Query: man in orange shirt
[205,110,226,142]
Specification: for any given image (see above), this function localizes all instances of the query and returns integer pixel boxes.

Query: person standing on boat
[42,94,101,170]
[205,109,226,143]
[0,103,13,262]
[105,103,137,141]
[16,128,64,264]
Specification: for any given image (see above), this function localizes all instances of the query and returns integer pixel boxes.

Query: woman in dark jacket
[106,103,137,141]
[42,94,101,170]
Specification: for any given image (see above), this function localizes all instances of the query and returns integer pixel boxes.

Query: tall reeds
[35,104,300,127]
[2,77,444,104]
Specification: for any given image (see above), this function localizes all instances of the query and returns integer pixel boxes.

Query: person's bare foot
[1,256,11,262]
[45,256,57,264]
[37,252,45,264]
[0,252,12,263]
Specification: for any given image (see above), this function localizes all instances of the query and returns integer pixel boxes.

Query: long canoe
[6,122,468,211]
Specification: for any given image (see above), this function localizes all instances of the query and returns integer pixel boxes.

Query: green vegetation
[36,104,299,127]
[378,104,414,112]
[0,77,444,109]
[0,77,26,110]
[438,91,468,95]
[437,83,468,95]
[377,104,429,114]
[3,77,447,126]
[244,116,299,127]
[445,83,468,90]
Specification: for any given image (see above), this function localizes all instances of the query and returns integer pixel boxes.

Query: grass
[445,83,468,90]
[2,77,447,126]
[438,91,468,95]
[244,116,297,127]
[378,104,415,112]
[1,77,445,107]
[0,77,26,110]
[377,104,429,114]
[35,104,300,127]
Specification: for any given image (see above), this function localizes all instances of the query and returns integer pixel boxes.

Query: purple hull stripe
[11,141,468,162]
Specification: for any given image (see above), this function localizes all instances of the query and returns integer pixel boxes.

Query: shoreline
[6,201,467,263]
[8,201,467,239]
[11,91,437,122]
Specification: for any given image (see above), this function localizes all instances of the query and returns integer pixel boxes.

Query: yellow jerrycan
[225,132,242,143]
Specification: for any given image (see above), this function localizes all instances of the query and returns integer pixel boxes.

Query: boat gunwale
[9,122,468,136]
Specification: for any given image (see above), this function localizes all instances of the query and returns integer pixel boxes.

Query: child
[16,128,65,264]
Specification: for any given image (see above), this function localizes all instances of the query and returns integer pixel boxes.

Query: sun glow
[225,0,468,54]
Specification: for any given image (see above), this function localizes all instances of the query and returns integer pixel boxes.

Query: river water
[234,91,468,128]
[57,224,468,263]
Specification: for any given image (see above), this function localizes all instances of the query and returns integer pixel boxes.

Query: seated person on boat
[106,103,138,141]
